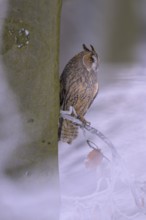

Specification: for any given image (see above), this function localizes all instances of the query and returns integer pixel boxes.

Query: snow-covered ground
[0,62,146,220]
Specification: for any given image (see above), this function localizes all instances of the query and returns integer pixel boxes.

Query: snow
[59,65,146,220]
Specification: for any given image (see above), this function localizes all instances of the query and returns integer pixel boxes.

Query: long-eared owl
[59,44,99,144]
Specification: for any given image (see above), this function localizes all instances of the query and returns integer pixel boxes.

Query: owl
[58,44,99,144]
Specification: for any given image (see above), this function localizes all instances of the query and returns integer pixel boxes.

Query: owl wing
[59,72,79,144]
[87,83,99,111]
[60,67,80,110]
[60,71,68,108]
[60,80,64,107]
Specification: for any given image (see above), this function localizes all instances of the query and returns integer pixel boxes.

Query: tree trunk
[1,0,61,219]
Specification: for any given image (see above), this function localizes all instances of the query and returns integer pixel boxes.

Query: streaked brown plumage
[59,44,99,144]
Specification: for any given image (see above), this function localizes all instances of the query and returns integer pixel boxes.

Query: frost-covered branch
[60,108,146,216]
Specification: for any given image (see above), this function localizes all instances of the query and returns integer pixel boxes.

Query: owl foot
[60,106,91,126]
[77,115,91,126]
[60,106,77,117]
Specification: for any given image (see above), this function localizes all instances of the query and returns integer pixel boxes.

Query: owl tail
[58,118,78,144]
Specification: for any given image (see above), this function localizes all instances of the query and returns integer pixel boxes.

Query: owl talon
[70,106,78,117]
[85,121,91,126]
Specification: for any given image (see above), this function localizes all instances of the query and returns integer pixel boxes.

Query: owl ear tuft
[83,44,90,52]
[90,45,95,53]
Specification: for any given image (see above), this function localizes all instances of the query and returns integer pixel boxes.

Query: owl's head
[82,44,99,72]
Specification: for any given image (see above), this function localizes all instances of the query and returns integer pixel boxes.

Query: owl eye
[90,56,94,63]
[91,55,99,71]
[91,55,98,64]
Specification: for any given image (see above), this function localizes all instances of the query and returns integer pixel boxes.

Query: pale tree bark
[1,0,62,219]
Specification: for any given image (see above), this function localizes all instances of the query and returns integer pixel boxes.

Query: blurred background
[0,0,146,220]
[60,0,146,68]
